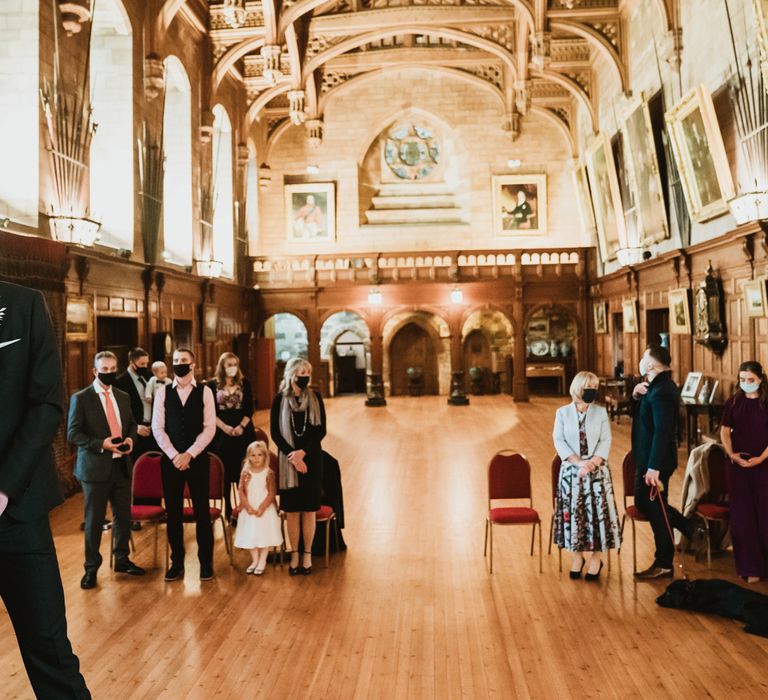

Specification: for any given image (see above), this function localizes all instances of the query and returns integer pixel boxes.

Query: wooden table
[526,362,566,395]
[681,399,724,452]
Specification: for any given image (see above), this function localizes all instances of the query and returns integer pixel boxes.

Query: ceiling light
[450,288,464,305]
[306,164,320,175]
[507,159,521,168]
[368,288,383,306]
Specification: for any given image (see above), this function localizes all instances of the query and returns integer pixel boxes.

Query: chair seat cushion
[182,506,221,521]
[131,505,165,520]
[488,507,539,524]
[697,503,730,520]
[316,504,334,520]
[625,505,648,521]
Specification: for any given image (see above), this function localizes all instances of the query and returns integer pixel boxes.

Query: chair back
[269,451,279,475]
[253,427,269,447]
[488,451,532,504]
[621,451,636,508]
[550,455,562,505]
[132,451,164,501]
[704,445,729,503]
[181,453,226,504]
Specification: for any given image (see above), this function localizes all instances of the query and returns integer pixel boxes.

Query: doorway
[389,322,439,396]
[96,316,138,373]
[463,328,493,394]
[611,312,624,377]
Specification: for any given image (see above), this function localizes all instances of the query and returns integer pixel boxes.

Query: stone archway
[389,322,439,396]
[461,307,515,394]
[320,310,371,396]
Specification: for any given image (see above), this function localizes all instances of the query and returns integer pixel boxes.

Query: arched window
[212,105,235,278]
[89,0,133,249]
[0,1,38,224]
[162,56,193,265]
[245,139,259,255]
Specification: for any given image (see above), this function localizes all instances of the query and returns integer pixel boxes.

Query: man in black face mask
[67,351,144,589]
[115,347,156,456]
[152,347,217,581]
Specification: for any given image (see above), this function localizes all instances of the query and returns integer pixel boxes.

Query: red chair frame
[618,451,647,573]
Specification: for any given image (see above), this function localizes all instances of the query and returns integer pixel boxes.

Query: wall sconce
[49,216,101,246]
[367,288,383,306]
[450,287,464,305]
[306,164,320,175]
[728,192,768,226]
[195,259,223,278]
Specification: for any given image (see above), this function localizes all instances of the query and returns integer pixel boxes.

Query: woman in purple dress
[720,360,768,583]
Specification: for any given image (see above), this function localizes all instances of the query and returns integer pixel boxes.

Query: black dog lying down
[657,579,768,638]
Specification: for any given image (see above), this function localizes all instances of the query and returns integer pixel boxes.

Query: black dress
[270,391,326,512]
[209,378,256,502]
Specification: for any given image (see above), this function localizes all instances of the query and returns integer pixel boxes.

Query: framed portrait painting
[665,85,735,222]
[586,135,627,262]
[668,288,691,334]
[285,182,336,243]
[622,299,638,333]
[743,279,768,318]
[622,98,669,246]
[65,297,93,342]
[492,174,547,237]
[202,304,219,343]
[593,302,608,334]
[572,165,596,233]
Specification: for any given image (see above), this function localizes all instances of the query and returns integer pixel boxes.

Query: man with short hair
[0,280,91,698]
[67,351,145,589]
[631,344,704,579]
[115,347,156,456]
[152,348,216,581]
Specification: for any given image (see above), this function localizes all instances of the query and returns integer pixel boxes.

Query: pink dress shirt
[151,378,216,460]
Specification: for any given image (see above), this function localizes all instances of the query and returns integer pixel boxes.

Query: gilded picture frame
[665,85,735,222]
[593,302,608,334]
[622,98,669,245]
[622,299,638,334]
[492,174,547,237]
[668,288,691,334]
[202,304,219,343]
[680,371,703,399]
[285,182,336,243]
[586,135,627,262]
[743,279,768,318]
[572,164,596,234]
[65,297,93,342]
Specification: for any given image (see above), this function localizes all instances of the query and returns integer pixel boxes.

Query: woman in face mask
[552,371,621,580]
[720,361,768,583]
[270,357,327,575]
[209,352,256,520]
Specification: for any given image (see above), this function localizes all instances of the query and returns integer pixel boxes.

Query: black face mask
[173,363,192,378]
[295,376,310,390]
[136,366,152,380]
[582,388,597,404]
[98,372,117,386]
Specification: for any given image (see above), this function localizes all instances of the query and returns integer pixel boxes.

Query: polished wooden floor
[4,396,768,699]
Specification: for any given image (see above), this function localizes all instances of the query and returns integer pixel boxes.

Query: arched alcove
[320,311,371,396]
[212,104,235,278]
[162,55,193,265]
[89,0,133,249]
[461,308,515,394]
[263,312,309,391]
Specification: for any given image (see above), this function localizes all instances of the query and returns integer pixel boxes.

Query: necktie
[103,388,122,439]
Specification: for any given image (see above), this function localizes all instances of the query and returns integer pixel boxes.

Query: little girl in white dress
[234,441,283,574]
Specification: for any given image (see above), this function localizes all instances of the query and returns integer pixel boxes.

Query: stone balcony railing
[250,247,589,288]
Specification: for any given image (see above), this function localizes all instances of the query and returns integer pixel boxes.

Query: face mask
[582,388,597,404]
[225,366,239,378]
[136,366,152,380]
[639,357,651,377]
[295,375,310,390]
[173,363,192,378]
[741,381,761,394]
[98,372,117,386]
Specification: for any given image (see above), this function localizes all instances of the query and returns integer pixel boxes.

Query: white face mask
[225,366,238,378]
[639,357,651,377]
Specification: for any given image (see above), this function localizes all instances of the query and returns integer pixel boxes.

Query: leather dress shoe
[200,564,215,581]
[634,565,673,580]
[300,565,312,576]
[164,564,185,582]
[80,571,97,590]
[114,559,145,576]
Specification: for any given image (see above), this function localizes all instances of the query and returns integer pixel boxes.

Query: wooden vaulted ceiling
[194,0,676,151]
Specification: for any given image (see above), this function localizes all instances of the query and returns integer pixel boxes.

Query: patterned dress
[554,411,622,552]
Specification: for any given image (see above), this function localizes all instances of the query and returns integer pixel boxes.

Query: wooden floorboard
[3,395,768,699]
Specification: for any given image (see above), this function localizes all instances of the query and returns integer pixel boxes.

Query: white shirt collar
[172,377,197,389]
[93,378,111,394]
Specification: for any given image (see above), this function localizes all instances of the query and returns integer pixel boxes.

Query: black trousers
[0,515,91,699]
[634,469,692,569]
[80,459,131,573]
[161,455,213,568]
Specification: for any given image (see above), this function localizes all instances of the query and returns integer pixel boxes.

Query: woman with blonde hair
[208,352,255,520]
[270,357,327,575]
[552,371,621,580]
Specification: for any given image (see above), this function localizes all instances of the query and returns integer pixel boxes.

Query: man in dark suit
[0,280,91,698]
[632,344,704,579]
[114,347,156,455]
[67,351,145,589]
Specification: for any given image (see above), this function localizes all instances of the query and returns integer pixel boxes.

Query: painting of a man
[493,175,547,236]
[681,110,721,209]
[285,184,335,242]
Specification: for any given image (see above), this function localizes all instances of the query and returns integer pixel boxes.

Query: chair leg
[333,517,340,552]
[538,522,542,573]
[607,548,611,573]
[324,516,332,568]
[548,514,554,555]
[703,519,712,569]
[631,519,637,574]
[489,522,493,574]
[152,522,159,568]
[558,546,562,572]
[530,524,535,556]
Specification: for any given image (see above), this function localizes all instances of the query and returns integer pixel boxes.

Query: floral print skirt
[554,461,622,552]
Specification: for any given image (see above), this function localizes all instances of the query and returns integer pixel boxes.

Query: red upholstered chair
[619,451,647,573]
[483,450,542,574]
[694,445,730,569]
[110,451,165,568]
[548,455,563,572]
[253,427,269,447]
[315,504,340,568]
[165,453,231,567]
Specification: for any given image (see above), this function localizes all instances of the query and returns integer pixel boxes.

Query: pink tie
[103,388,122,439]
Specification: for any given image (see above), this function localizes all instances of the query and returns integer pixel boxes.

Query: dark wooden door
[463,329,492,393]
[389,323,438,396]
